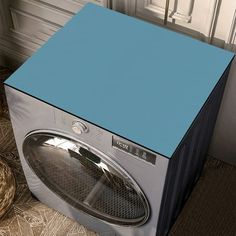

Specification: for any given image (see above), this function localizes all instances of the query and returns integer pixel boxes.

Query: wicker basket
[0,158,16,218]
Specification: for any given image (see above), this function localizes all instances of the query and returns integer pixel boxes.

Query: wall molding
[0,0,108,69]
[0,0,235,69]
[10,7,59,45]
[36,0,85,14]
[134,0,194,23]
[225,9,236,51]
[127,0,230,43]
[204,0,221,43]
[11,0,72,26]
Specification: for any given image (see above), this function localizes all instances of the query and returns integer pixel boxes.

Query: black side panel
[156,66,231,236]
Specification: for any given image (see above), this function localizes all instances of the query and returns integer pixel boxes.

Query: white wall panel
[130,0,226,41]
[10,7,59,45]
[0,0,108,68]
[36,0,103,13]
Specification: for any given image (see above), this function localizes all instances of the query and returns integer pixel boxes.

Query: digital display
[112,137,156,165]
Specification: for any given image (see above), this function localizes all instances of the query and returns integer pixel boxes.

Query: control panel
[112,137,156,165]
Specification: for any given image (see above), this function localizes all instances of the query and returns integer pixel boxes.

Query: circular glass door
[23,132,150,226]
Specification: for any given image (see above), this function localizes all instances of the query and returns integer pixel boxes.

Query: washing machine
[4,3,234,236]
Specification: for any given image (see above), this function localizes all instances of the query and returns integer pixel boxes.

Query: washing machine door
[23,132,150,226]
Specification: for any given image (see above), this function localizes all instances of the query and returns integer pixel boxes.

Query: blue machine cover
[5,3,234,158]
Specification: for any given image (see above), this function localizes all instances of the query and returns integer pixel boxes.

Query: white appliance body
[6,86,169,236]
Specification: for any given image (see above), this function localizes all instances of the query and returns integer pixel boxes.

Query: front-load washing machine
[4,3,234,236]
